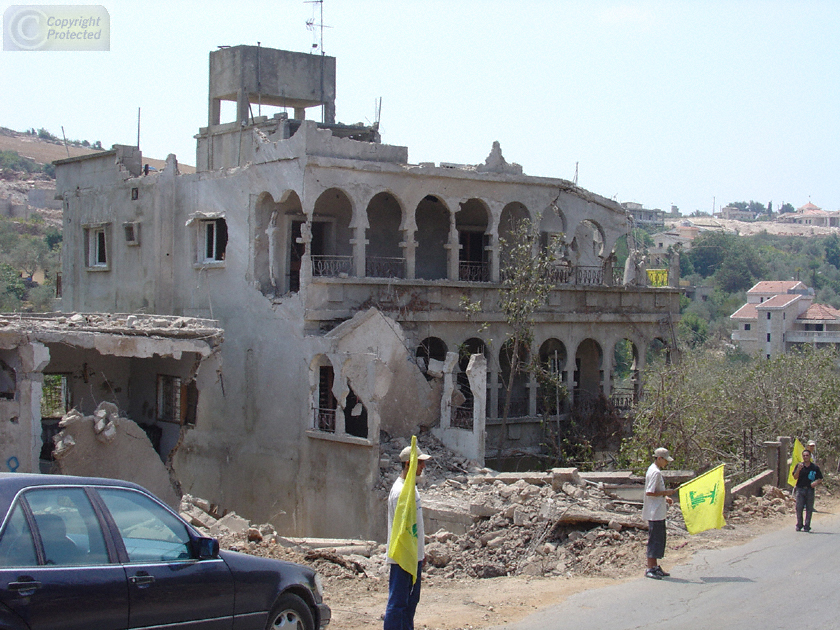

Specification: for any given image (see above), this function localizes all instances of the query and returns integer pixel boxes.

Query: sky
[1,0,839,215]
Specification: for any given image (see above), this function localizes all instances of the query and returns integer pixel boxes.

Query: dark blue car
[0,473,330,629]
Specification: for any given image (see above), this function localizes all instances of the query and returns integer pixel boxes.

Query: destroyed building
[54,45,680,540]
[0,313,222,503]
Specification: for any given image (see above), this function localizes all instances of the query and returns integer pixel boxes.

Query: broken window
[40,374,71,463]
[344,387,367,439]
[316,365,336,432]
[201,218,228,262]
[84,225,109,269]
[156,375,182,423]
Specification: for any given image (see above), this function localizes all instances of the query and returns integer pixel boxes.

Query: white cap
[654,447,674,462]
[399,445,431,462]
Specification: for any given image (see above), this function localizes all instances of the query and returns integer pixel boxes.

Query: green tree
[825,235,840,269]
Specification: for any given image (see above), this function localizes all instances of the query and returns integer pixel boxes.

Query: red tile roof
[798,303,840,321]
[758,294,801,308]
[731,304,757,319]
[748,281,806,294]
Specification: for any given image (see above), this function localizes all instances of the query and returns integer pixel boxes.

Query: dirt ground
[320,496,826,630]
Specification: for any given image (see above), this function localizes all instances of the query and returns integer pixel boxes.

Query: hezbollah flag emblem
[388,436,419,584]
[679,464,726,535]
[787,438,805,487]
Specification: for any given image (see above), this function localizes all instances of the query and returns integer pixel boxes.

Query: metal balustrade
[311,255,354,277]
[451,405,474,430]
[315,408,336,433]
[459,261,490,282]
[575,266,604,285]
[365,256,406,279]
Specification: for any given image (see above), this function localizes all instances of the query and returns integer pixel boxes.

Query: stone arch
[455,337,487,428]
[647,337,671,365]
[366,191,405,278]
[537,338,567,416]
[416,337,448,375]
[309,354,338,433]
[499,339,530,418]
[254,190,303,295]
[574,338,603,401]
[414,194,450,280]
[456,199,490,281]
[310,187,355,278]
[570,219,606,266]
[612,338,639,409]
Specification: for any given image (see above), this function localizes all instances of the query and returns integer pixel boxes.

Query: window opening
[40,374,71,462]
[156,375,182,423]
[316,365,336,432]
[344,387,368,439]
[202,219,227,262]
[85,226,108,268]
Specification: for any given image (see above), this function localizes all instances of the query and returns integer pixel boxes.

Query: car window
[97,488,192,563]
[0,502,37,567]
[25,488,110,566]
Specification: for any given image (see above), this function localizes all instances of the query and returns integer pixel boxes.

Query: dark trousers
[384,562,422,630]
[795,486,815,529]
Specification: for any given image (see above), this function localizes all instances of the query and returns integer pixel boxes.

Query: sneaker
[654,566,670,577]
[796,526,802,532]
[645,568,662,580]
[804,527,811,532]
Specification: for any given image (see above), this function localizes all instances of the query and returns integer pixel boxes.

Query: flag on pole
[388,436,419,584]
[787,438,805,487]
[678,464,726,535]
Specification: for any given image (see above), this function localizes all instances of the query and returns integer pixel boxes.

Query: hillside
[0,127,196,174]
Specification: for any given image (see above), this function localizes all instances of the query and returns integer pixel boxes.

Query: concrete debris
[53,402,180,508]
[183,436,800,583]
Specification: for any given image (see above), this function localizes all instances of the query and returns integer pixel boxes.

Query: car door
[95,487,235,630]
[0,486,129,630]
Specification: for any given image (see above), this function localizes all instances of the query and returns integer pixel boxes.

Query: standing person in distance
[644,447,677,579]
[384,443,431,630]
[793,448,823,532]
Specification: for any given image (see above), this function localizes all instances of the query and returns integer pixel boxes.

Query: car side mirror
[194,536,220,560]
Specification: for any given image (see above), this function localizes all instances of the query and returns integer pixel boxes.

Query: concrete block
[551,468,581,490]
[210,512,250,536]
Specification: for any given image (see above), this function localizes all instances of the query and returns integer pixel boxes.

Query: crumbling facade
[55,45,680,540]
[0,313,222,500]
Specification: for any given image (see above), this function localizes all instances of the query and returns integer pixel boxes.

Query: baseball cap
[399,445,432,462]
[654,447,674,462]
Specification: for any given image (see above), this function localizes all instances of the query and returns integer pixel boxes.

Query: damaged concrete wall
[0,342,49,474]
[54,402,180,508]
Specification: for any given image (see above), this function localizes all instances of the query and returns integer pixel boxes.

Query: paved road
[490,508,840,630]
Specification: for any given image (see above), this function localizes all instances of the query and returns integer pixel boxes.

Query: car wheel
[265,593,315,630]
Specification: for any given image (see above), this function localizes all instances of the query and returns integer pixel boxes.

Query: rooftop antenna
[573,161,578,185]
[257,41,261,117]
[305,0,331,123]
[375,97,382,127]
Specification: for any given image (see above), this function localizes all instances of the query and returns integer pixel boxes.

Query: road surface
[490,507,840,630]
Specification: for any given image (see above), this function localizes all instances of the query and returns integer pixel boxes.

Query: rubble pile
[182,435,803,584]
[726,485,795,523]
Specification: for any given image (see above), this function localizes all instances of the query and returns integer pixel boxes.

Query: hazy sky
[2,1,838,215]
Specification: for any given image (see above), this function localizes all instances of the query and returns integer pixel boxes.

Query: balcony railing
[576,266,604,285]
[459,261,490,282]
[315,408,336,433]
[785,330,840,343]
[451,405,474,430]
[311,255,354,278]
[365,256,406,279]
[498,394,529,418]
[610,389,636,412]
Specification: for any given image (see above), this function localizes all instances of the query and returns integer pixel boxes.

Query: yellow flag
[787,438,804,487]
[388,436,419,583]
[679,464,726,535]
[647,269,669,287]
